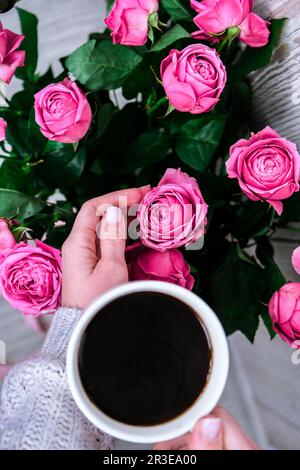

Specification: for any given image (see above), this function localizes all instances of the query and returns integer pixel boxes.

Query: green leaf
[122,53,161,100]
[151,24,190,52]
[66,40,143,91]
[161,0,193,22]
[0,188,42,220]
[260,311,276,340]
[35,66,55,88]
[93,103,146,172]
[175,113,227,172]
[122,130,171,171]
[208,242,262,342]
[231,201,274,240]
[199,173,236,208]
[44,201,76,249]
[230,19,286,80]
[63,147,86,182]
[105,0,115,12]
[0,0,20,13]
[10,86,34,112]
[27,108,47,154]
[5,108,46,157]
[90,102,117,143]
[283,192,300,222]
[0,159,27,192]
[255,247,286,340]
[15,8,38,81]
[36,142,86,187]
[5,112,31,157]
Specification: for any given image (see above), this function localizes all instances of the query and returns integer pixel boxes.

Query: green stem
[146,96,168,128]
[146,96,168,116]
[217,37,228,54]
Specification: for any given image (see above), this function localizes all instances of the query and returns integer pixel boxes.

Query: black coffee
[78,292,211,426]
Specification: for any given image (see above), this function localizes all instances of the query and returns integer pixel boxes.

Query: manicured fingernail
[105,206,122,224]
[201,418,221,441]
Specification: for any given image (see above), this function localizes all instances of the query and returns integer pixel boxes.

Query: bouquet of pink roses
[0,0,299,349]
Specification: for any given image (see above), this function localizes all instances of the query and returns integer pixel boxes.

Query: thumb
[97,206,126,263]
[189,417,223,450]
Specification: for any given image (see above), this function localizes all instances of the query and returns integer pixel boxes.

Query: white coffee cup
[66,280,229,444]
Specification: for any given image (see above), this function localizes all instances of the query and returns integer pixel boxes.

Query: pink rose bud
[0,240,62,316]
[226,127,300,216]
[239,12,270,47]
[269,282,300,348]
[160,44,227,114]
[137,168,208,252]
[0,22,25,84]
[34,78,92,144]
[191,0,269,47]
[127,242,195,290]
[104,0,159,46]
[0,219,16,251]
[0,117,7,141]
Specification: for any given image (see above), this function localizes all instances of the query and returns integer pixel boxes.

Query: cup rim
[66,280,229,444]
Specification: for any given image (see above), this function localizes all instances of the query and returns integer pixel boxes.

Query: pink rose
[0,219,16,253]
[239,12,270,47]
[137,168,208,252]
[160,44,227,114]
[191,0,270,48]
[292,246,300,275]
[0,240,62,316]
[0,22,25,84]
[104,0,159,46]
[34,78,92,144]
[0,117,7,141]
[127,243,195,290]
[226,127,300,216]
[269,283,300,348]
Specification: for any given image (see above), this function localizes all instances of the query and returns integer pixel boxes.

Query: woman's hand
[153,407,259,450]
[62,186,150,309]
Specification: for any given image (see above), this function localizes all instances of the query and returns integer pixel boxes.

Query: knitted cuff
[41,307,82,360]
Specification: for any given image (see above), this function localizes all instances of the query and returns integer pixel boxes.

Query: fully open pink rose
[0,117,7,141]
[226,127,300,215]
[0,240,62,316]
[191,0,269,48]
[269,283,300,348]
[104,0,159,46]
[0,22,25,84]
[137,168,208,252]
[34,78,92,144]
[161,44,227,114]
[127,242,195,290]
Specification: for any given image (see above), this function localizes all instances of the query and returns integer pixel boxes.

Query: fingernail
[105,206,122,224]
[201,418,221,441]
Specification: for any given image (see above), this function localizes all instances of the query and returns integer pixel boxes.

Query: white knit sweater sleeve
[0,308,114,450]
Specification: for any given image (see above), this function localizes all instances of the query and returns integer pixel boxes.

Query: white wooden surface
[251,0,300,146]
[0,0,300,450]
